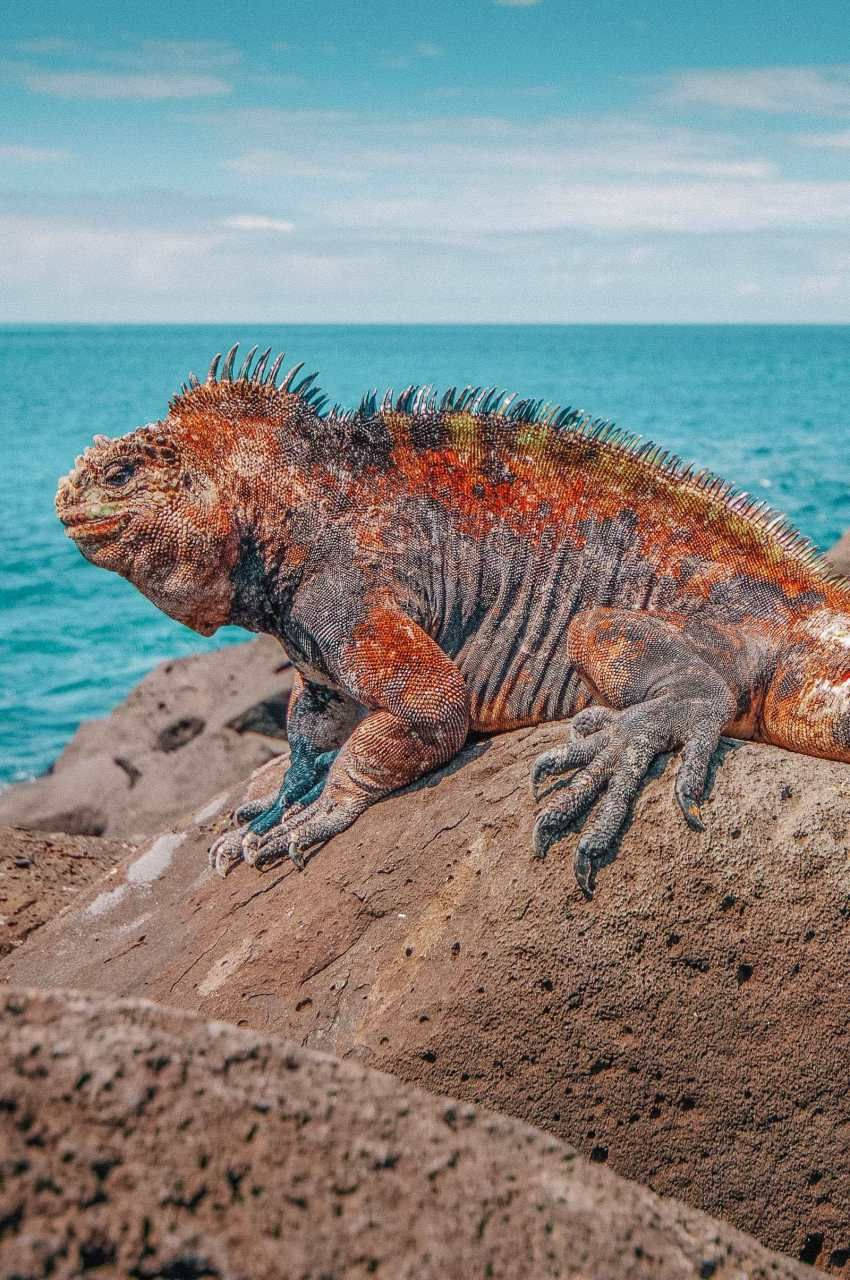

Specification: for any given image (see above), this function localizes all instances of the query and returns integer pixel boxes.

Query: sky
[1,0,849,322]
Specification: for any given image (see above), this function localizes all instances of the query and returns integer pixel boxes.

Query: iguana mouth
[61,510,130,545]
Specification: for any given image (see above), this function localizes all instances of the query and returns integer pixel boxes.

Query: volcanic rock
[3,726,850,1269]
[0,827,131,959]
[0,986,814,1280]
[0,636,292,840]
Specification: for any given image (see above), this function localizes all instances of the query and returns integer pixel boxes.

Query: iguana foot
[207,747,339,877]
[531,694,726,898]
[241,787,370,872]
[236,748,339,834]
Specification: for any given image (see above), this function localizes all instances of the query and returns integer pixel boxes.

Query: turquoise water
[3,324,849,785]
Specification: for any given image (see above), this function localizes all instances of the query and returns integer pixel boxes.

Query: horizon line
[1,320,849,329]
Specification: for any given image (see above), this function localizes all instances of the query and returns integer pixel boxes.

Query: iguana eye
[103,460,136,487]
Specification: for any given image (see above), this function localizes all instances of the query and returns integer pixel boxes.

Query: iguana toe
[573,838,599,900]
[208,827,248,878]
[235,791,279,825]
[531,732,606,800]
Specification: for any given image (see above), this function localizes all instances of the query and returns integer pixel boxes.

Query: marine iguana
[55,344,850,896]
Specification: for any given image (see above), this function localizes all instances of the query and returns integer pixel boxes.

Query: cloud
[221,112,779,195]
[493,0,542,6]
[378,44,443,70]
[24,70,232,100]
[222,215,295,233]
[796,129,850,148]
[660,66,850,114]
[15,37,80,55]
[0,215,223,295]
[2,209,848,323]
[325,180,850,236]
[217,108,845,237]
[113,40,242,70]
[0,144,71,163]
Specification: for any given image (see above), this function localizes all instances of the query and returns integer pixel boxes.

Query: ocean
[2,323,849,786]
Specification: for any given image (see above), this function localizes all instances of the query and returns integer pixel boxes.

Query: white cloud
[0,215,223,295]
[15,37,80,55]
[2,210,848,323]
[661,66,850,114]
[415,42,444,57]
[114,40,242,70]
[217,110,776,182]
[324,180,850,236]
[0,144,71,163]
[188,108,850,243]
[24,70,232,99]
[5,78,850,322]
[796,129,850,148]
[494,0,542,6]
[222,215,295,233]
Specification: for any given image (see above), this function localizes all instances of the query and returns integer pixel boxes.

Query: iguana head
[55,345,327,635]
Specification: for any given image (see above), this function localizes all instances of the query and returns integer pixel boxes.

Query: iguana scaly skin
[55,345,850,896]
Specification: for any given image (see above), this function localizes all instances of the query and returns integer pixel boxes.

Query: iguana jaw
[58,506,130,547]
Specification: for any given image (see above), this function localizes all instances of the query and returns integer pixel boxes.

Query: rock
[0,987,812,1280]
[0,827,131,959]
[0,636,293,841]
[826,530,850,580]
[3,727,850,1268]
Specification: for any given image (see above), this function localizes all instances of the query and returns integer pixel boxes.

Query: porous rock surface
[3,728,850,1271]
[0,986,815,1280]
[0,637,292,840]
[0,826,131,959]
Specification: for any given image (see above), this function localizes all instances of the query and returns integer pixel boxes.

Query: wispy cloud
[24,70,232,100]
[14,37,80,55]
[4,33,850,323]
[324,180,850,236]
[796,129,850,148]
[222,215,295,233]
[378,42,445,70]
[0,144,71,163]
[203,108,849,239]
[661,66,850,114]
[0,214,223,295]
[220,111,778,186]
[493,0,542,6]
[110,39,242,70]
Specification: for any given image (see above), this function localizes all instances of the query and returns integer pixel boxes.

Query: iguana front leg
[242,606,470,873]
[532,607,751,898]
[209,674,362,877]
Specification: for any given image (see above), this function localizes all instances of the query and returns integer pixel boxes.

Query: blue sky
[2,0,849,322]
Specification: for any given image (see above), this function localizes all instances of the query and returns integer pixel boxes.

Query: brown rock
[3,727,850,1270]
[826,530,850,581]
[0,636,292,840]
[0,986,813,1280]
[0,827,131,959]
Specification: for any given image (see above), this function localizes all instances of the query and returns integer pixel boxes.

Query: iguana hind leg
[532,608,740,898]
